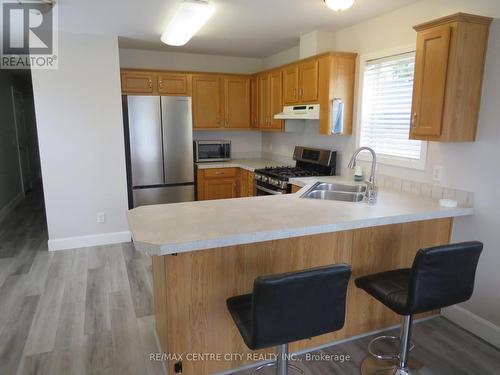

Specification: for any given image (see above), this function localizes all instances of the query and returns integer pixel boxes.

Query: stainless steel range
[254,146,337,195]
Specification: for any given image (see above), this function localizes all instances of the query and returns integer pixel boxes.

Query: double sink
[301,182,367,202]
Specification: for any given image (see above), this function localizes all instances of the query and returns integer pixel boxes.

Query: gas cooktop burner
[258,166,320,180]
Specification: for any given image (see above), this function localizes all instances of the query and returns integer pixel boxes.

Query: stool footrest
[368,335,415,361]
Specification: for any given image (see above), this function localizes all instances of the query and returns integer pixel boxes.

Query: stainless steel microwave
[193,140,231,162]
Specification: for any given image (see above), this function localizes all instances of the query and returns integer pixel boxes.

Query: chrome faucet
[348,147,377,203]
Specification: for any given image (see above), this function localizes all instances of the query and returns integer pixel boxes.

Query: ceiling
[58,0,418,58]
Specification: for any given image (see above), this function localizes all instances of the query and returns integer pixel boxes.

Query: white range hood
[274,104,320,120]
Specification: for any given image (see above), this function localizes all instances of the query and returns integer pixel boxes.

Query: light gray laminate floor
[1,191,500,375]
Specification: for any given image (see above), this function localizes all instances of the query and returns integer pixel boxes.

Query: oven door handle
[255,184,284,195]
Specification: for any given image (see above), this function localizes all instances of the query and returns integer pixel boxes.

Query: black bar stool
[227,264,351,375]
[355,241,483,375]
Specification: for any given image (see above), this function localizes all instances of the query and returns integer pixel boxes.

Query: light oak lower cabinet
[239,170,255,197]
[410,13,492,142]
[197,168,239,200]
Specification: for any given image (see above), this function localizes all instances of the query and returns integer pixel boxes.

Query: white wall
[262,46,300,70]
[32,32,130,250]
[263,0,500,340]
[119,48,263,74]
[0,71,23,218]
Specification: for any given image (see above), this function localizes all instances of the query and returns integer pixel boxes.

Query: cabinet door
[158,73,189,95]
[299,59,319,102]
[410,26,451,138]
[192,75,222,129]
[269,70,283,130]
[121,71,155,94]
[283,64,299,104]
[258,74,270,128]
[250,76,259,129]
[224,77,250,129]
[247,172,255,197]
[203,178,237,200]
[239,169,248,197]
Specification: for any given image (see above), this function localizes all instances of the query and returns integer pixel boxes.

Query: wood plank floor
[1,190,499,375]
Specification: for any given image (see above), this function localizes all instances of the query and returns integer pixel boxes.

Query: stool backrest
[251,264,351,348]
[408,241,483,314]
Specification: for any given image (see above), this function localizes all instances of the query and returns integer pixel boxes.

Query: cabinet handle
[299,88,303,98]
[148,79,152,88]
[293,88,297,98]
[412,112,418,125]
[159,80,163,87]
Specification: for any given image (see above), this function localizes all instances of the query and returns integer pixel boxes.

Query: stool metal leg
[249,344,304,375]
[394,315,413,375]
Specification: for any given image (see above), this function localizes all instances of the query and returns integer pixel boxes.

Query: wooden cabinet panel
[410,27,451,137]
[204,168,237,179]
[291,184,302,193]
[121,71,154,94]
[283,64,299,104]
[158,73,189,95]
[247,172,254,196]
[258,74,270,128]
[269,70,283,130]
[299,59,319,102]
[192,75,222,129]
[250,76,259,129]
[239,169,248,197]
[224,77,250,129]
[410,13,492,142]
[202,178,238,200]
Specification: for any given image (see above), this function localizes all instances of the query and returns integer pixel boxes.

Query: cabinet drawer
[203,168,237,178]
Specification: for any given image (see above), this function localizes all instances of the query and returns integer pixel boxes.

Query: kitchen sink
[301,182,367,202]
[313,182,367,194]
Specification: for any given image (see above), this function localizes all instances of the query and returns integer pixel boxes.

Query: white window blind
[360,52,422,161]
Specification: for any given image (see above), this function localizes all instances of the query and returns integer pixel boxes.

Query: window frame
[355,46,428,170]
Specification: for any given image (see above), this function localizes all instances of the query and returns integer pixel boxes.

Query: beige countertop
[127,176,474,256]
[195,158,292,172]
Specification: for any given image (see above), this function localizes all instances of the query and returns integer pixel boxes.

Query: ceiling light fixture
[161,0,215,46]
[324,0,355,11]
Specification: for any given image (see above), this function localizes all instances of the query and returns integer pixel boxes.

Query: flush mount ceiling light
[161,0,215,46]
[324,0,355,11]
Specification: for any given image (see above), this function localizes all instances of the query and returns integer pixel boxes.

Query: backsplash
[343,169,475,208]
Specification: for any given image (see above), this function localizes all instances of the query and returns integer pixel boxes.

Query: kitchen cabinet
[223,76,251,129]
[157,73,190,95]
[283,59,319,105]
[197,168,239,200]
[120,50,357,135]
[409,13,492,142]
[291,184,302,194]
[239,169,255,197]
[283,65,299,104]
[247,171,255,196]
[258,70,283,131]
[250,76,259,129]
[192,75,223,130]
[121,71,155,94]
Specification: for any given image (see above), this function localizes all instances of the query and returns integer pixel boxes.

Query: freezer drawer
[132,185,195,207]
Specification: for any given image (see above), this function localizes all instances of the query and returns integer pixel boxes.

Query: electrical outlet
[433,165,443,182]
[96,212,106,224]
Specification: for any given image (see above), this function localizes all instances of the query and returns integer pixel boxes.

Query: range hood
[274,104,320,120]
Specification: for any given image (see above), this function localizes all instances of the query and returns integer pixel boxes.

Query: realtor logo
[1,0,58,69]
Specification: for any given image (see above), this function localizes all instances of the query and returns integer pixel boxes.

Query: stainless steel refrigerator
[124,95,195,207]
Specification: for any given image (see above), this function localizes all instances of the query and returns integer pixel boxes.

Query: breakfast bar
[127,177,474,375]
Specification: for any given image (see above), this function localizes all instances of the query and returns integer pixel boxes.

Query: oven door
[195,141,231,162]
[255,183,286,196]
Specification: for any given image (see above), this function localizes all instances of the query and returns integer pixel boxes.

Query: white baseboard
[0,192,24,224]
[443,305,500,348]
[48,231,131,251]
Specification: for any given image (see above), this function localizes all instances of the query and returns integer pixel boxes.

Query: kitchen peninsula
[127,177,474,375]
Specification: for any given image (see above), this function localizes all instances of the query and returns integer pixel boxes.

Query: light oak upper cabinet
[410,13,492,142]
[250,76,259,129]
[269,70,284,130]
[192,75,223,129]
[258,73,270,128]
[121,71,155,94]
[283,65,299,104]
[223,76,251,129]
[298,59,319,102]
[158,73,190,96]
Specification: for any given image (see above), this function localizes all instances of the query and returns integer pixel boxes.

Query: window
[359,52,426,169]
